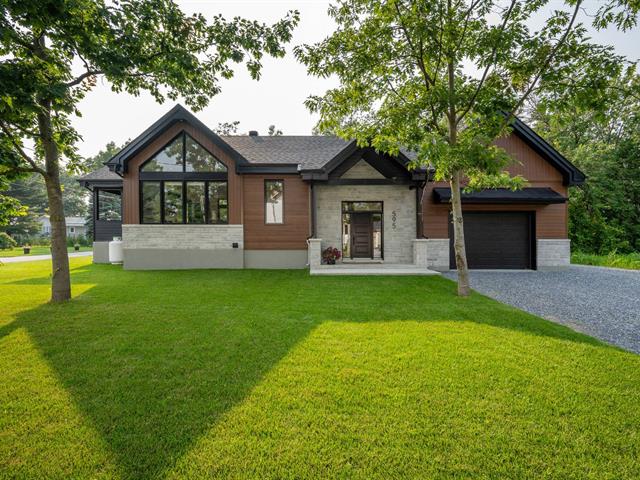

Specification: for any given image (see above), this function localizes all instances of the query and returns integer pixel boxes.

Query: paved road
[444,266,640,354]
[0,251,92,263]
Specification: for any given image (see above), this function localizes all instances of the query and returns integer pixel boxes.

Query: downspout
[310,182,317,238]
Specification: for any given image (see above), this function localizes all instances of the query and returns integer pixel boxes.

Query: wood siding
[122,121,243,224]
[423,132,568,239]
[243,175,310,250]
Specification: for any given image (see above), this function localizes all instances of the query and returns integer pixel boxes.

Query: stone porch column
[307,238,322,267]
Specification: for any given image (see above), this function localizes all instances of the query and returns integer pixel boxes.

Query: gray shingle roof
[221,135,351,170]
[78,165,121,182]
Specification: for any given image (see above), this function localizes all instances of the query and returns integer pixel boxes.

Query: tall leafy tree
[531,69,640,253]
[296,0,635,295]
[0,0,298,301]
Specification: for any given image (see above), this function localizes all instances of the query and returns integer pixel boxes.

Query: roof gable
[106,104,249,174]
[509,116,585,186]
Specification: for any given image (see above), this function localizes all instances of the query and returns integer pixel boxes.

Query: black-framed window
[265,180,284,224]
[140,132,227,173]
[140,180,228,225]
[139,131,229,224]
[97,189,122,221]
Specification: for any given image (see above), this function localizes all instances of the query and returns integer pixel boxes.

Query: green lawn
[0,245,92,258]
[572,250,640,270]
[1,259,639,479]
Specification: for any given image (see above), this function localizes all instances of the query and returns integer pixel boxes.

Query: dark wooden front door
[351,213,373,258]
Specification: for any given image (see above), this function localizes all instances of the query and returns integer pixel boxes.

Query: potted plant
[74,243,81,251]
[23,244,31,255]
[322,246,342,265]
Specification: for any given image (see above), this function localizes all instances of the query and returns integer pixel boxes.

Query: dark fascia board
[105,104,250,175]
[322,178,418,186]
[433,187,568,204]
[509,116,586,186]
[237,164,300,174]
[301,140,421,181]
[78,179,123,191]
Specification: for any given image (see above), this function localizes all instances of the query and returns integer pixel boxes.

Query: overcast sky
[73,0,640,158]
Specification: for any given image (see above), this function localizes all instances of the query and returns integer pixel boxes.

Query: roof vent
[249,130,258,137]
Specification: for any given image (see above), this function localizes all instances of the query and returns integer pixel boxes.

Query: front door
[351,213,373,258]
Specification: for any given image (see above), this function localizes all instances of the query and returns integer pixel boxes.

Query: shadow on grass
[1,265,611,478]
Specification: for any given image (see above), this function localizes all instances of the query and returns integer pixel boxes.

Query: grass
[0,245,92,258]
[1,259,639,479]
[572,250,640,270]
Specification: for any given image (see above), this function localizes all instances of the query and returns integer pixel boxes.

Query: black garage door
[449,212,534,269]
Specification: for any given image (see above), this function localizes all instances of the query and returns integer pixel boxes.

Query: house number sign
[392,210,397,229]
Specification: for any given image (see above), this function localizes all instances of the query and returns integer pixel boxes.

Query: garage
[449,212,535,269]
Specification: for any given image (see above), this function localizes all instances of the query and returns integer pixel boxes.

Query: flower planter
[74,245,80,251]
[23,247,31,255]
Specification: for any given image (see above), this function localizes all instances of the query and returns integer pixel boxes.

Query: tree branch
[0,121,46,176]
[456,0,518,126]
[63,69,102,88]
[503,0,583,127]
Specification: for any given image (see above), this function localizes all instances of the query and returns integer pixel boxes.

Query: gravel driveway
[444,266,640,354]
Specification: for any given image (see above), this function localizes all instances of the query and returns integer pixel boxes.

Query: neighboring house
[39,216,88,239]
[78,104,584,270]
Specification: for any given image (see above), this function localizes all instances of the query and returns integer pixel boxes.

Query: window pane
[142,182,161,223]
[141,136,183,172]
[186,182,205,224]
[97,190,121,221]
[265,180,284,224]
[342,201,383,212]
[164,182,183,223]
[208,182,228,224]
[185,134,227,172]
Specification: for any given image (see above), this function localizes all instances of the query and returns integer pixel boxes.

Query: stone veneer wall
[537,239,570,269]
[122,224,244,269]
[123,224,243,249]
[315,184,416,264]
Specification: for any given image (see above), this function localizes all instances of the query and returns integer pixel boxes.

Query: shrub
[322,246,342,264]
[0,232,17,250]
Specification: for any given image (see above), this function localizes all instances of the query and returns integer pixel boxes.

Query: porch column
[413,239,429,267]
[307,238,322,267]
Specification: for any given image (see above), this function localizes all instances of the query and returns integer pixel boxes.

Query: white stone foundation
[307,238,322,267]
[425,239,450,271]
[537,239,570,269]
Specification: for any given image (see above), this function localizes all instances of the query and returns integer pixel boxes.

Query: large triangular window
[140,132,227,173]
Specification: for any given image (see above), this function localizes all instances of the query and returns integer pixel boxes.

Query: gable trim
[510,116,586,186]
[106,104,250,175]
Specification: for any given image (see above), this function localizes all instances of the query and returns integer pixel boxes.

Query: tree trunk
[38,104,71,303]
[450,170,470,296]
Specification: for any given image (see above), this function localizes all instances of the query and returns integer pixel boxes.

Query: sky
[73,0,640,158]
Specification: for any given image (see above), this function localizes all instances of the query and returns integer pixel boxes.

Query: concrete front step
[310,263,440,276]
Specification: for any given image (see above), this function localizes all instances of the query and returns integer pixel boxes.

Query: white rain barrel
[109,237,123,264]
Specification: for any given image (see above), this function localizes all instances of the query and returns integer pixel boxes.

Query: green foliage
[572,250,640,270]
[533,69,640,253]
[0,231,17,249]
[295,0,630,187]
[1,260,639,478]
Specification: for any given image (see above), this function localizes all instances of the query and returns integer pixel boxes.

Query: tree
[0,0,298,302]
[0,170,27,228]
[268,124,283,136]
[531,69,640,253]
[213,121,241,135]
[296,0,635,295]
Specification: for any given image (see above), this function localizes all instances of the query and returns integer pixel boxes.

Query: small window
[164,182,184,224]
[70,227,75,233]
[97,190,122,221]
[142,182,161,223]
[186,182,206,224]
[265,180,284,224]
[208,182,228,224]
[185,135,227,172]
[141,136,183,172]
